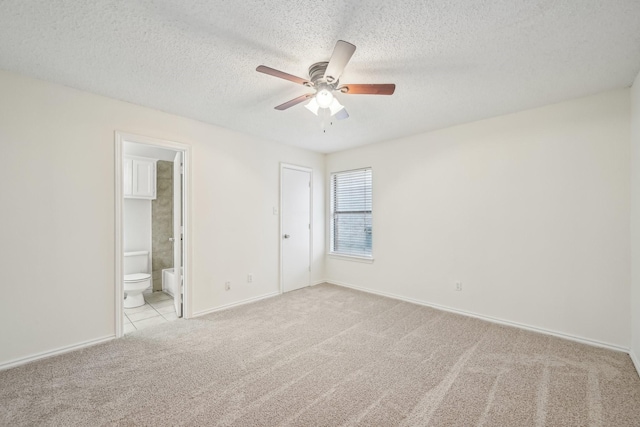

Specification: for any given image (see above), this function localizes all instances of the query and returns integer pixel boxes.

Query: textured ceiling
[0,1,639,153]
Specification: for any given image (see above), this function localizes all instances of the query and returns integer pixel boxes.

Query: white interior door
[281,166,311,293]
[173,152,182,317]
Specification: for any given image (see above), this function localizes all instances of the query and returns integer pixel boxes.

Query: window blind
[331,168,372,257]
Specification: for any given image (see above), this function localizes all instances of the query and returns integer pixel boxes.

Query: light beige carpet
[1,284,639,426]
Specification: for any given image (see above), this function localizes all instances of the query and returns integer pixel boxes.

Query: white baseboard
[0,335,115,372]
[311,280,327,286]
[326,280,629,354]
[192,291,280,318]
[631,350,640,378]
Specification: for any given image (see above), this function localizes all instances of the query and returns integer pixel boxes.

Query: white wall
[0,70,325,367]
[123,199,151,254]
[631,71,640,372]
[326,89,631,349]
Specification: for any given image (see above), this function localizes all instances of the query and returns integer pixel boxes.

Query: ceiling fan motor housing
[308,62,338,90]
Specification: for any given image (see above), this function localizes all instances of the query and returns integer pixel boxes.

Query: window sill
[327,253,375,264]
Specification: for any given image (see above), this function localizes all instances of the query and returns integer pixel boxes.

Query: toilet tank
[124,251,150,275]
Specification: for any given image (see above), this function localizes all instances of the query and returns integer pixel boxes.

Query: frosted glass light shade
[329,98,345,116]
[316,89,334,108]
[305,97,320,115]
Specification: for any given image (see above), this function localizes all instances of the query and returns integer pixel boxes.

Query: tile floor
[124,291,178,334]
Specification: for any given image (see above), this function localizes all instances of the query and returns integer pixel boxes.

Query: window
[330,168,372,258]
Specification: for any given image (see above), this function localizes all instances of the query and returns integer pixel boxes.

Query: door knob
[283,234,290,239]
[169,237,175,242]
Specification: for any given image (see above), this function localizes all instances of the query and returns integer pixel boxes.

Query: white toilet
[124,251,152,308]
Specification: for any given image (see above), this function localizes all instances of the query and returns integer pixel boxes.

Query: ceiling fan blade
[339,84,396,95]
[274,94,314,110]
[334,108,349,120]
[324,40,356,83]
[256,65,311,86]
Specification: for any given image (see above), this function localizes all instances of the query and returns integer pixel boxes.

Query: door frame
[279,163,313,294]
[114,131,192,338]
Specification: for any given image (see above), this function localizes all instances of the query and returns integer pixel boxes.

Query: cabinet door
[123,157,133,196]
[133,159,156,198]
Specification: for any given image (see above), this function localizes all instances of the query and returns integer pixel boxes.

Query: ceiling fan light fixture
[305,97,320,115]
[328,98,345,116]
[315,88,334,109]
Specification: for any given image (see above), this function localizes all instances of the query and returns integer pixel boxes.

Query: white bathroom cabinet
[124,156,157,199]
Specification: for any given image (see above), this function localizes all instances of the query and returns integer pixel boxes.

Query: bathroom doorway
[114,132,191,337]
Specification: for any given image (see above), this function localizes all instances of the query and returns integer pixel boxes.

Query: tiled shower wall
[152,160,173,291]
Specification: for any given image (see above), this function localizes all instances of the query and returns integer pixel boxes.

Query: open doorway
[115,132,190,337]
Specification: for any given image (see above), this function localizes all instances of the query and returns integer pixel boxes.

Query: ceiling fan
[256,40,395,120]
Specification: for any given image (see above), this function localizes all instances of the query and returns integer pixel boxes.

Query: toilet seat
[124,273,151,282]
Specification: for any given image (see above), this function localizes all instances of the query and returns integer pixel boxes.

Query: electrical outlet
[247,274,253,283]
[225,281,231,291]
[455,282,462,292]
